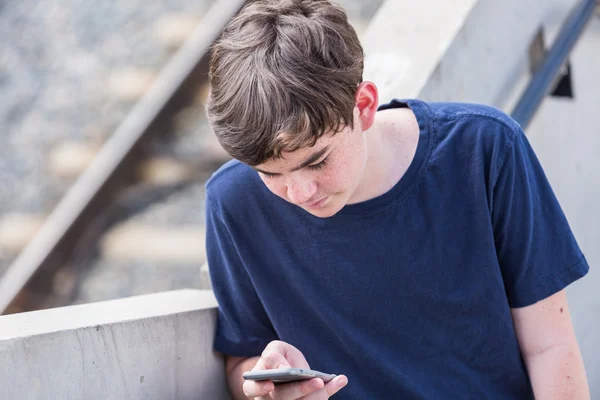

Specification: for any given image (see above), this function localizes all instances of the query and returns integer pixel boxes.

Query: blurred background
[0,0,599,390]
[0,0,384,310]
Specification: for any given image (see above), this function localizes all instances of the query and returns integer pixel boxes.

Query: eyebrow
[254,145,331,175]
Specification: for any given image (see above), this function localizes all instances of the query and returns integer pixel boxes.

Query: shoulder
[428,101,517,127]
[205,159,264,215]
[206,159,253,192]
[419,101,524,162]
[384,99,523,149]
[427,101,521,140]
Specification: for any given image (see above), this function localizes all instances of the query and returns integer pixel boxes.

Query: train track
[0,0,246,314]
[0,0,383,315]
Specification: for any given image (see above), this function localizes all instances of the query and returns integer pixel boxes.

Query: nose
[286,177,318,205]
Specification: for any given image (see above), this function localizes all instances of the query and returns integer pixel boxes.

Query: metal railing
[511,0,597,129]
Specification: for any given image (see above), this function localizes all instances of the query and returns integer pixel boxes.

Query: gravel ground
[131,179,208,225]
[0,0,214,216]
[1,0,385,301]
[0,0,381,226]
[74,258,206,305]
[0,0,214,275]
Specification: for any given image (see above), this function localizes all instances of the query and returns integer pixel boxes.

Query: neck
[349,108,419,204]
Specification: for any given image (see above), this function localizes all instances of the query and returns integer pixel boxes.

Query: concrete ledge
[0,290,230,400]
[362,0,478,102]
[362,0,578,107]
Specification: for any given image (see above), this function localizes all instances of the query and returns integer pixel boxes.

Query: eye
[261,172,278,180]
[307,157,328,171]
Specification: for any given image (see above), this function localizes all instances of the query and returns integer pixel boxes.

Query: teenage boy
[204,1,590,399]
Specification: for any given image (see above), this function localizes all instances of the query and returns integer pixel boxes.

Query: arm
[511,289,589,399]
[488,122,589,395]
[226,355,261,400]
[206,190,346,398]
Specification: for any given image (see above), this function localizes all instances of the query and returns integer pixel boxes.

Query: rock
[100,222,206,264]
[0,213,46,254]
[106,68,157,101]
[153,14,200,49]
[137,157,197,185]
[173,106,203,134]
[48,141,100,179]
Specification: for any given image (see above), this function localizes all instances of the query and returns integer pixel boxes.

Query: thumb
[261,340,310,369]
[261,350,291,370]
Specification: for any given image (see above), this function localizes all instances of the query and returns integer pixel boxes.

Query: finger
[300,375,348,400]
[242,379,274,398]
[269,378,324,399]
[261,349,290,371]
[261,340,310,369]
[251,356,268,371]
[261,341,292,369]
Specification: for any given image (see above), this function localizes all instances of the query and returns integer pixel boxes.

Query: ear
[354,81,379,131]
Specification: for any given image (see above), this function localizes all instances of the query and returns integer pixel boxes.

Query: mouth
[305,196,328,208]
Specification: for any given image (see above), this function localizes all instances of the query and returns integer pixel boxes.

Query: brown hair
[206,0,364,166]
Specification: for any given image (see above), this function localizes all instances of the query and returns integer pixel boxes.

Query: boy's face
[253,115,367,218]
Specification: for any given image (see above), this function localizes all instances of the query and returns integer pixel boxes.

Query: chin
[306,209,336,218]
[303,202,344,218]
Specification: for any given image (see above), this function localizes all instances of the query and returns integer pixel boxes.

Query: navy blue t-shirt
[204,99,589,399]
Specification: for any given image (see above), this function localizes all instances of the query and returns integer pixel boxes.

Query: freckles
[321,173,334,186]
[321,170,346,190]
[337,156,352,176]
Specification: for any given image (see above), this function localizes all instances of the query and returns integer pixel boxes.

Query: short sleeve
[491,126,589,308]
[205,189,278,357]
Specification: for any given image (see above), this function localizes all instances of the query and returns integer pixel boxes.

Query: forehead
[257,133,337,170]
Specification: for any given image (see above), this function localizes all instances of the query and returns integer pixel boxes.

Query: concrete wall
[362,0,578,107]
[0,290,230,400]
[362,0,479,103]
[522,15,600,395]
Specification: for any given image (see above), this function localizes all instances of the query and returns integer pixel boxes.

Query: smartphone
[243,368,337,384]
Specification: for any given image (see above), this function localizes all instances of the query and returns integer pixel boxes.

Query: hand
[242,340,348,399]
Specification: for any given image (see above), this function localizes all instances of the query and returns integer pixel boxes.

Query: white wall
[0,290,230,400]
[362,0,579,106]
[524,16,600,395]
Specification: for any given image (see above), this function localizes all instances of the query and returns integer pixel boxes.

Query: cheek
[324,149,365,190]
[319,164,354,191]
[318,170,341,189]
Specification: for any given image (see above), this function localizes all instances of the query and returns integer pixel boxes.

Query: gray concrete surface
[362,0,479,102]
[363,0,579,107]
[0,290,229,400]
[524,16,600,396]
